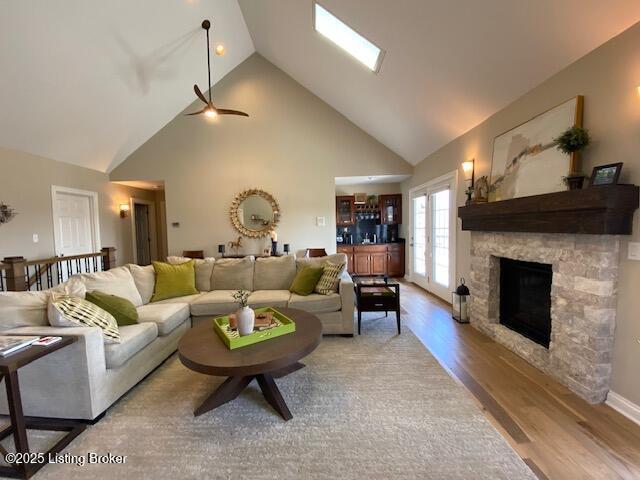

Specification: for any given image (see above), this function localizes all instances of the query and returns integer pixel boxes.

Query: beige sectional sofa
[0,254,354,420]
[185,254,354,333]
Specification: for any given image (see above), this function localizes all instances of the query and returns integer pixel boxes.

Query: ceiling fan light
[215,44,225,56]
[204,108,217,118]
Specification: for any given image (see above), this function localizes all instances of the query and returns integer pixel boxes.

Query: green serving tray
[212,307,296,350]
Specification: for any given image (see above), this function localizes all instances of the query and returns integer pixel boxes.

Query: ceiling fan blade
[193,84,209,105]
[217,108,249,117]
[185,107,208,116]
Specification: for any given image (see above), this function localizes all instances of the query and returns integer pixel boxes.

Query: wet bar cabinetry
[337,243,405,277]
[335,194,402,227]
[336,196,355,226]
[379,194,402,225]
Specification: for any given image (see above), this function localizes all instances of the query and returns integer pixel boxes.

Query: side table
[0,336,85,479]
[353,275,401,335]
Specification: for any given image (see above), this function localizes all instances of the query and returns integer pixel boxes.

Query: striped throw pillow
[314,262,345,295]
[48,293,120,344]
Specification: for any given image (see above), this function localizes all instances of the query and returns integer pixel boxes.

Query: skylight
[313,2,384,72]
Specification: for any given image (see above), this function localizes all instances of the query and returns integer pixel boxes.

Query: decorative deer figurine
[228,236,243,253]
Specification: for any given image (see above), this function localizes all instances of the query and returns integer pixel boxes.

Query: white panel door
[52,191,96,256]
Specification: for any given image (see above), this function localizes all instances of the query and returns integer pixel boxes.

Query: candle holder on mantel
[452,278,470,324]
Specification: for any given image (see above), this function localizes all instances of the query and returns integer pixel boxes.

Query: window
[313,2,384,72]
[431,189,450,287]
[412,195,427,276]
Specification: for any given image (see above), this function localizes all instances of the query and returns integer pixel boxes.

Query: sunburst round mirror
[230,189,280,238]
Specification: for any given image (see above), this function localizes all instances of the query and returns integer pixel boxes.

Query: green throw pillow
[151,260,198,302]
[290,266,324,296]
[85,290,138,326]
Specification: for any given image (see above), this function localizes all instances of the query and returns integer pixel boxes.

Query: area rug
[6,314,535,479]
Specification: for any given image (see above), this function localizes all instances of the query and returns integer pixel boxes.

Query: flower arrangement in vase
[232,290,254,336]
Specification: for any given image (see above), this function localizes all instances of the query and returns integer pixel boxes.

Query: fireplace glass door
[499,258,552,348]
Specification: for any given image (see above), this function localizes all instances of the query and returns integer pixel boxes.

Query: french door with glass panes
[410,172,456,301]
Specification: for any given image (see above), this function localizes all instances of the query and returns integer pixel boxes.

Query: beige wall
[0,147,156,265]
[403,22,640,405]
[335,183,402,196]
[111,54,412,256]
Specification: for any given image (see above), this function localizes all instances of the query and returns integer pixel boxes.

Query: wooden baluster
[56,261,63,284]
[46,263,53,289]
[3,257,27,292]
[36,264,42,291]
[101,247,116,271]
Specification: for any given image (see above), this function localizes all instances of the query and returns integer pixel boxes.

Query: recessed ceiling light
[313,2,384,73]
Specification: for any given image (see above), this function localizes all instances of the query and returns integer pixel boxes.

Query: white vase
[236,306,255,336]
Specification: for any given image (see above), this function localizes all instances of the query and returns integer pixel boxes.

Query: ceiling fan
[186,19,248,119]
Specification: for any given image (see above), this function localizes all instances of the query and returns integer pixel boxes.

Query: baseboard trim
[606,391,640,426]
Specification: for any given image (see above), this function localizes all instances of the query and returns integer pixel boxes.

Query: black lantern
[452,278,470,323]
[283,244,290,254]
[218,244,225,255]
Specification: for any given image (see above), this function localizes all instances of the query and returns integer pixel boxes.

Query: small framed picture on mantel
[589,162,623,186]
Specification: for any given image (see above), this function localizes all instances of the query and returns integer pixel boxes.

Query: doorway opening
[130,198,158,266]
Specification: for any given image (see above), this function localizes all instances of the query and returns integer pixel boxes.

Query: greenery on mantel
[554,126,591,155]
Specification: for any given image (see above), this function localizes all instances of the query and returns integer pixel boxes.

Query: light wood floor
[384,279,640,480]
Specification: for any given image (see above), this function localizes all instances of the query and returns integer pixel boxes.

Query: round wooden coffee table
[178,307,322,421]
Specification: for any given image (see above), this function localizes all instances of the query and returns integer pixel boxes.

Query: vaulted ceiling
[1,1,639,172]
[0,0,254,172]
[240,0,640,164]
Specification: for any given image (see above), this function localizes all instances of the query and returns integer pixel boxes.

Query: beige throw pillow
[210,257,254,291]
[127,264,155,304]
[254,256,296,290]
[73,266,143,307]
[166,256,215,291]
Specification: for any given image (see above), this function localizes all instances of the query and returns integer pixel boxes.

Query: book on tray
[0,336,40,356]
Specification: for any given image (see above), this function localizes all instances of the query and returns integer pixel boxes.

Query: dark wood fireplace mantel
[458,185,639,235]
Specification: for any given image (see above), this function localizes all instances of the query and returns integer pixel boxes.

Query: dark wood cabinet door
[354,253,371,275]
[336,196,355,225]
[370,252,387,275]
[346,253,354,274]
[387,244,405,277]
[379,194,403,225]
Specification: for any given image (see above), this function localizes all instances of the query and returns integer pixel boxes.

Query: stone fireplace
[468,232,619,403]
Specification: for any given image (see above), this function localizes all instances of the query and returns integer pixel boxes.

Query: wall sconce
[462,159,475,204]
[119,203,130,218]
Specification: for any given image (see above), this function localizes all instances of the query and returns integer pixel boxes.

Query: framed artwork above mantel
[489,95,584,202]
